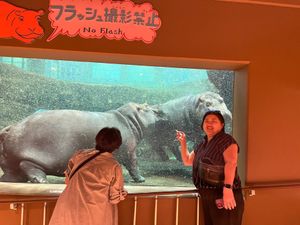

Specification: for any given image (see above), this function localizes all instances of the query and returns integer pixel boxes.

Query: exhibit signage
[48,0,161,43]
[0,0,161,44]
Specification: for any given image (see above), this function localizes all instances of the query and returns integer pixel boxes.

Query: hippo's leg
[150,140,169,161]
[19,161,48,183]
[156,147,169,161]
[171,144,183,162]
[0,169,27,182]
[124,150,145,183]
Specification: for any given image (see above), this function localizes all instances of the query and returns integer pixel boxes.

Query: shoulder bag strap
[68,151,101,180]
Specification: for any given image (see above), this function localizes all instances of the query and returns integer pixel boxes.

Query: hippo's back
[2,110,114,171]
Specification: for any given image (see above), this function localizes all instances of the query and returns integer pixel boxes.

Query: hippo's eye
[195,98,204,108]
[206,102,212,107]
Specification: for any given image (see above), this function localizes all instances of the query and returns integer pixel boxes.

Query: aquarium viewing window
[0,56,235,192]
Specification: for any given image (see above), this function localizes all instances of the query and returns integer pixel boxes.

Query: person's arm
[64,157,75,185]
[63,150,81,185]
[109,164,128,204]
[222,143,238,210]
[176,130,195,166]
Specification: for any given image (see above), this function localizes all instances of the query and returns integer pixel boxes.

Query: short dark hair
[201,110,225,132]
[95,127,122,153]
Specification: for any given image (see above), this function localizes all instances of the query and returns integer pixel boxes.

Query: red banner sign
[48,0,161,43]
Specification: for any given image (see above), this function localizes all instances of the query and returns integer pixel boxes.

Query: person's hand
[223,187,236,210]
[176,130,186,143]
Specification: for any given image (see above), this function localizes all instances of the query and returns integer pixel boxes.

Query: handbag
[199,162,225,186]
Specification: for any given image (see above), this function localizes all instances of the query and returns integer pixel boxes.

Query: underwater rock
[207,70,234,111]
[0,62,174,130]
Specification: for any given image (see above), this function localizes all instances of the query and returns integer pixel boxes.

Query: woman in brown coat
[49,127,127,225]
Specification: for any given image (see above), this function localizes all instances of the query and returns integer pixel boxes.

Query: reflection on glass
[0,57,234,187]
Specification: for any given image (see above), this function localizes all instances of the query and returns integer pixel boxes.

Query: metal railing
[0,192,200,225]
[2,183,300,225]
[1,200,57,225]
[128,193,200,225]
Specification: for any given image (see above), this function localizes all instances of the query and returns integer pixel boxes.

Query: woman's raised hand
[176,130,186,143]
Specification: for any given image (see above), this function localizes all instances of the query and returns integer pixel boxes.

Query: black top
[192,131,242,189]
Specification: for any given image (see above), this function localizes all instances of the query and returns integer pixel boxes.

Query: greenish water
[0,56,233,188]
[0,57,211,91]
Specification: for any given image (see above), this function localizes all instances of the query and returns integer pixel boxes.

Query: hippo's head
[117,103,166,140]
[10,9,44,43]
[195,92,232,133]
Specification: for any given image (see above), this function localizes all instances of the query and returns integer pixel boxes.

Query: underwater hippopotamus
[144,92,232,161]
[0,103,164,183]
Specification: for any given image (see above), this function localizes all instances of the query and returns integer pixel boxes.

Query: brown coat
[49,149,127,225]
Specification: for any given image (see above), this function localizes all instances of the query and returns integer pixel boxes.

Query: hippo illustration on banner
[0,103,165,183]
[144,92,232,161]
[0,1,44,43]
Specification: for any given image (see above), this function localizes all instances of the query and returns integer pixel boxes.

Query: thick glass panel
[0,57,234,187]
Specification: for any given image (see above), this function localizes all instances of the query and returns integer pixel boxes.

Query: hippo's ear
[218,96,224,104]
[139,103,149,111]
[37,10,44,16]
[14,10,23,17]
